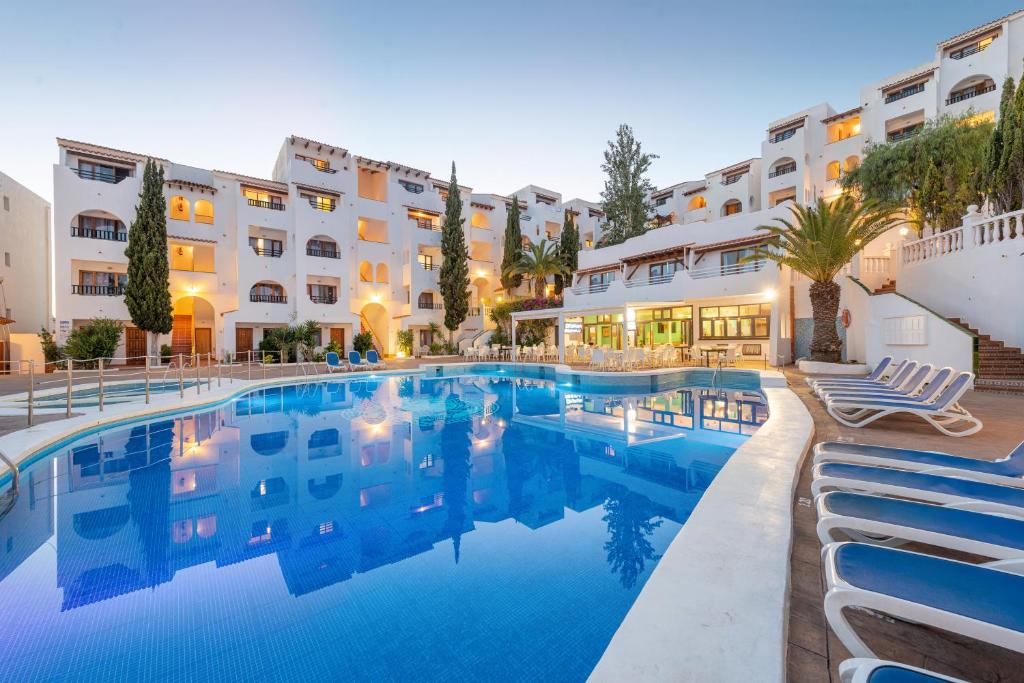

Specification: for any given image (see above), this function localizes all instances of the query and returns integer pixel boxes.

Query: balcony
[306,247,340,259]
[949,40,992,60]
[884,83,926,104]
[72,284,125,296]
[247,198,285,211]
[887,126,922,143]
[767,164,796,179]
[688,259,766,280]
[307,197,336,212]
[467,307,482,317]
[309,295,337,305]
[418,302,443,310]
[946,83,996,105]
[721,174,744,186]
[71,226,126,242]
[624,272,677,288]
[769,128,797,143]
[251,246,283,257]
[70,167,130,184]
[251,294,287,304]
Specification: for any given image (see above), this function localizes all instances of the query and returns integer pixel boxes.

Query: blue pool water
[0,374,767,682]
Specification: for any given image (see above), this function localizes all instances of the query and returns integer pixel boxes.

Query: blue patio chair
[366,349,386,370]
[349,350,369,370]
[325,352,347,373]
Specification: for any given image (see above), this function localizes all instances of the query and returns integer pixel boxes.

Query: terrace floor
[784,366,1024,682]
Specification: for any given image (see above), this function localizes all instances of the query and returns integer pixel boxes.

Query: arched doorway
[360,302,389,355]
[172,296,216,357]
[472,276,493,311]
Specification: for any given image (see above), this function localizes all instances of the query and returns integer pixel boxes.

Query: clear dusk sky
[2,1,1021,204]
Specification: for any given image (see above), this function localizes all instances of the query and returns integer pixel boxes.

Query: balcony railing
[71,226,127,242]
[306,161,337,174]
[950,41,991,60]
[250,294,287,303]
[306,247,340,259]
[251,246,283,257]
[569,281,612,296]
[418,262,441,271]
[721,174,744,186]
[70,167,129,183]
[884,83,925,104]
[467,307,481,317]
[624,272,677,288]
[768,164,796,179]
[688,259,766,280]
[418,302,443,310]
[414,220,442,232]
[946,84,996,105]
[72,284,125,296]
[247,198,285,210]
[769,128,797,143]
[887,127,922,143]
[308,198,336,212]
[309,295,337,304]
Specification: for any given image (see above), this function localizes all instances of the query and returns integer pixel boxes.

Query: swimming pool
[0,373,768,681]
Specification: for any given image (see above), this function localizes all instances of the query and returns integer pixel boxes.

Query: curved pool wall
[0,366,811,682]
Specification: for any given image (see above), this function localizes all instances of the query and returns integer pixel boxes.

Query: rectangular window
[301,193,335,212]
[249,236,283,256]
[243,188,284,209]
[399,180,424,194]
[77,161,131,182]
[417,254,434,270]
[307,284,337,303]
[589,271,615,289]
[3,252,9,267]
[296,154,330,172]
[699,303,771,339]
[2,196,8,211]
[721,248,757,272]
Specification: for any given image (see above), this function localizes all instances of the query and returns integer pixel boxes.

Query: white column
[557,313,565,364]
[511,315,517,363]
[622,305,630,351]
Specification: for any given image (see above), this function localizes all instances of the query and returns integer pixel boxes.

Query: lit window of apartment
[399,180,424,194]
[687,196,707,211]
[296,154,334,173]
[307,284,337,304]
[700,304,771,339]
[408,209,439,230]
[826,117,861,143]
[301,192,336,212]
[169,195,190,221]
[826,161,842,181]
[357,167,387,201]
[249,236,283,257]
[194,200,214,224]
[721,200,742,216]
[74,214,127,241]
[948,34,996,60]
[250,282,286,303]
[169,242,215,272]
[243,187,285,210]
[75,271,127,295]
[417,253,435,270]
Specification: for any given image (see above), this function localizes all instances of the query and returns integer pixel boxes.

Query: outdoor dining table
[701,346,730,367]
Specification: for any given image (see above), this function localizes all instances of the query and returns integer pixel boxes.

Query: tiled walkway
[784,367,1024,682]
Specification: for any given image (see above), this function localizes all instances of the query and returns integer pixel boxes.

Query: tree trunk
[808,280,842,362]
[534,277,546,298]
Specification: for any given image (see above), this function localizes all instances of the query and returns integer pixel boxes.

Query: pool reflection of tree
[441,391,472,563]
[601,485,664,589]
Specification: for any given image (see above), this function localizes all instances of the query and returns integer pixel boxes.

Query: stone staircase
[873,279,897,294]
[948,317,1024,394]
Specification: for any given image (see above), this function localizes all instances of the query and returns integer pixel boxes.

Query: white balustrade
[901,207,1024,267]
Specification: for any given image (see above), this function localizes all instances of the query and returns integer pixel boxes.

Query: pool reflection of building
[47,376,765,608]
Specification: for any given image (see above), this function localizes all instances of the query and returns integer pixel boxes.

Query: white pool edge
[588,385,813,683]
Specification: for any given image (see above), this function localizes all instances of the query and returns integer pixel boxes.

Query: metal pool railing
[0,349,329,427]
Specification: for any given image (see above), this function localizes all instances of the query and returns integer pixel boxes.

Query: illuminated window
[359,261,374,282]
[721,200,742,216]
[843,156,860,173]
[699,304,772,339]
[170,195,190,221]
[375,263,390,283]
[194,199,214,224]
[687,195,706,211]
[826,161,841,181]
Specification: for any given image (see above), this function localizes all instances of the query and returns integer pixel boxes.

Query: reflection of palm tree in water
[125,421,175,587]
[602,485,662,589]
[440,391,472,563]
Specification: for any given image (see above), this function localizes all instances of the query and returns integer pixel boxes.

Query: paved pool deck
[784,366,1024,682]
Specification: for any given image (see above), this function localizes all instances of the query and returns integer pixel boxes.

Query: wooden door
[171,315,193,356]
[125,327,147,365]
[236,327,253,354]
[330,327,345,350]
[195,328,212,356]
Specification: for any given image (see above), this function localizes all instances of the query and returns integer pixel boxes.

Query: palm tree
[507,240,569,298]
[751,196,903,363]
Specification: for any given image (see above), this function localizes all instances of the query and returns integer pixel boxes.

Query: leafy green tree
[842,114,992,231]
[439,163,470,343]
[554,210,580,295]
[353,331,374,355]
[598,124,658,246]
[985,75,1017,213]
[396,329,414,356]
[1001,76,1024,211]
[64,318,124,367]
[124,159,174,358]
[752,197,903,362]
[508,240,569,298]
[500,195,524,292]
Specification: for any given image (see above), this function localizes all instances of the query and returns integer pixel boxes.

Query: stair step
[975,379,1024,394]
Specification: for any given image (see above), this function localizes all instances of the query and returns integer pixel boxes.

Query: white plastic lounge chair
[366,350,386,369]
[825,372,980,436]
[838,658,966,683]
[819,365,945,403]
[810,462,1024,517]
[810,359,906,397]
[325,352,347,373]
[807,356,895,390]
[822,542,1024,659]
[814,360,916,399]
[813,440,1024,487]
[348,350,370,370]
[816,491,1024,569]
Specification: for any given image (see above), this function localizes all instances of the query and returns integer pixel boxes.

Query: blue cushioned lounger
[817,491,1024,565]
[823,543,1024,658]
[820,366,946,403]
[807,356,894,390]
[837,658,965,683]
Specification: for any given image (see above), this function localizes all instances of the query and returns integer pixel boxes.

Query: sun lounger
[822,542,1024,658]
[813,360,916,399]
[348,350,370,370]
[816,491,1024,570]
[837,658,966,683]
[813,440,1024,487]
[806,356,893,390]
[811,463,1024,517]
[820,365,942,403]
[825,372,980,437]
[325,352,348,373]
[366,349,386,370]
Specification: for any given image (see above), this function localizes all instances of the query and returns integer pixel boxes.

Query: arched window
[470,212,490,228]
[359,261,373,282]
[194,199,214,224]
[170,196,190,221]
[249,282,286,303]
[375,263,390,283]
[418,292,436,309]
[721,200,742,217]
[687,195,706,211]
[826,161,841,181]
[843,156,860,173]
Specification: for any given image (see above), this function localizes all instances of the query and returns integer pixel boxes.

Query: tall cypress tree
[124,159,174,358]
[500,195,523,292]
[439,162,470,344]
[598,124,658,246]
[985,76,1015,212]
[554,209,580,295]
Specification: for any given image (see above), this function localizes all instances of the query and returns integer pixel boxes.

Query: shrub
[64,318,123,368]
[396,329,414,356]
[325,340,343,355]
[37,327,63,366]
[353,331,374,355]
[428,342,443,355]
[160,344,173,362]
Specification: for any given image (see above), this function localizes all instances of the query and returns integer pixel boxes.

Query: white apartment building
[0,171,51,370]
[52,136,599,361]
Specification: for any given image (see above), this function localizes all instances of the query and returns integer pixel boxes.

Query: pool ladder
[0,447,19,521]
